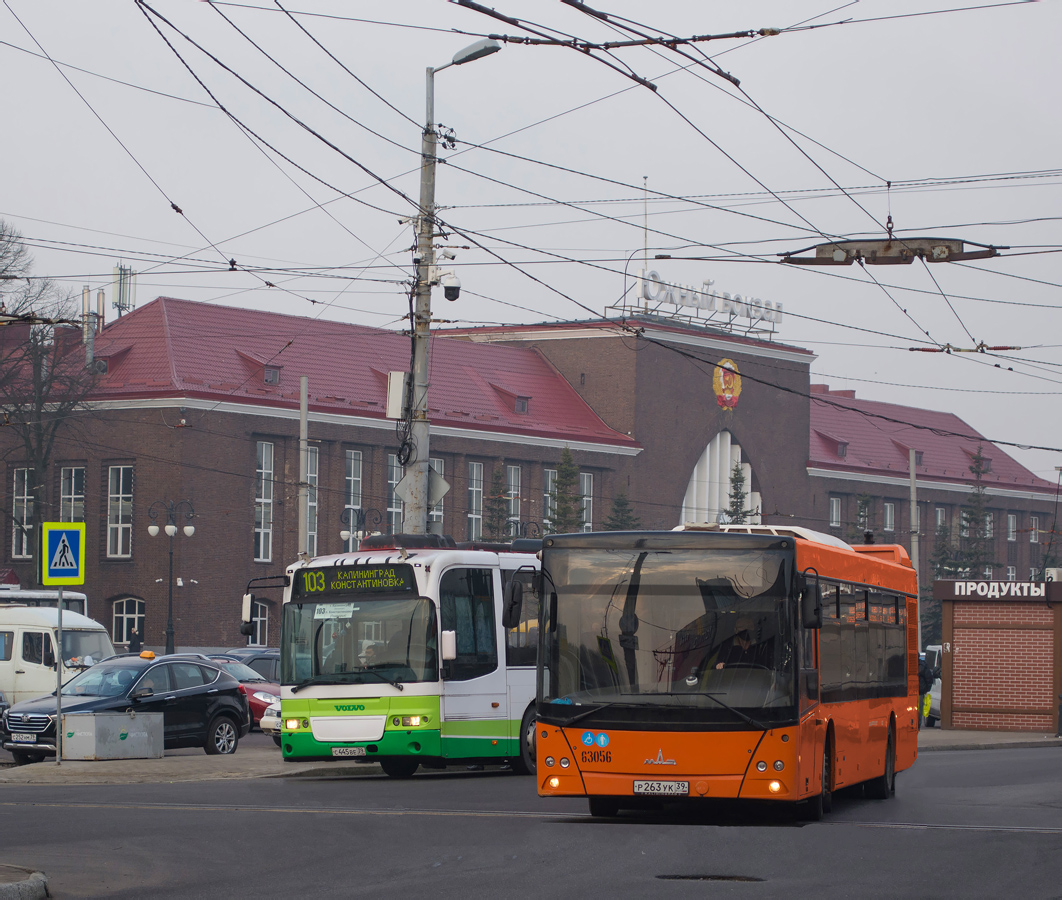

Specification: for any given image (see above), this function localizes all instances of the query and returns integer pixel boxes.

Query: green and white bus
[268,539,540,777]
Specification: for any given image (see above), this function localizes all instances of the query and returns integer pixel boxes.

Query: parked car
[927,676,942,727]
[222,647,280,682]
[208,656,279,729]
[260,699,281,747]
[1,652,249,764]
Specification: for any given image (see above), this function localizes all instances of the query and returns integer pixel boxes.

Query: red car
[209,656,280,729]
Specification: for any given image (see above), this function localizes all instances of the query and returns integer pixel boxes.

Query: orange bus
[535,526,918,818]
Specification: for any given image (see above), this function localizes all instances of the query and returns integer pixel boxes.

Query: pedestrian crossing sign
[42,522,86,586]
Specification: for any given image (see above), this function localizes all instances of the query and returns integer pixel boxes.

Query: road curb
[919,739,1062,752]
[0,866,48,900]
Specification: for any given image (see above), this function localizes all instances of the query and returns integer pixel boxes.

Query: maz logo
[644,749,677,766]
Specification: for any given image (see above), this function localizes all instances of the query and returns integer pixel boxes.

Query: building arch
[680,430,761,526]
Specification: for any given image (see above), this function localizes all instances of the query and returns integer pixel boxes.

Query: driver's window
[21,631,55,667]
[440,567,497,681]
[503,570,540,667]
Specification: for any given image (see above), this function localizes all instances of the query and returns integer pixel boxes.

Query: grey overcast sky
[3,1,1060,480]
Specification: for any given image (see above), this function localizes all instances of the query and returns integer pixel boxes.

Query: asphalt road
[0,741,1060,899]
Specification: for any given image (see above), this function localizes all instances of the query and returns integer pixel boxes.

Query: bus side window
[504,571,540,668]
[0,631,12,661]
[439,568,497,681]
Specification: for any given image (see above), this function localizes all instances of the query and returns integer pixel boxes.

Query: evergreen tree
[604,492,641,531]
[956,445,999,577]
[725,461,756,524]
[547,447,583,534]
[483,466,509,540]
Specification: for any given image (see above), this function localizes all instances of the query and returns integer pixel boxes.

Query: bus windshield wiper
[684,691,769,731]
[290,674,358,694]
[553,698,642,727]
[351,665,405,691]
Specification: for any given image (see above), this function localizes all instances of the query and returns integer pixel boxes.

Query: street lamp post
[405,38,501,533]
[147,500,195,655]
[340,507,383,548]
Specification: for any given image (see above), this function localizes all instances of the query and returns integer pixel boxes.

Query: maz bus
[262,539,540,777]
[535,526,918,818]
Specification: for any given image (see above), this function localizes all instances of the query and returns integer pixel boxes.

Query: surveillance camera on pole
[441,271,461,301]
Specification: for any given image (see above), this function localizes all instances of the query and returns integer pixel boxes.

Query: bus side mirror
[802,583,823,630]
[241,592,254,624]
[502,580,524,629]
[441,630,457,661]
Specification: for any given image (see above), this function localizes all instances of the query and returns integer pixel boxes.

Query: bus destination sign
[294,564,416,599]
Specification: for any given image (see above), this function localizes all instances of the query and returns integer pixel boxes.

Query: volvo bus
[264,538,540,777]
[535,526,918,818]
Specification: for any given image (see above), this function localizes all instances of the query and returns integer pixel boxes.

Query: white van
[0,607,116,705]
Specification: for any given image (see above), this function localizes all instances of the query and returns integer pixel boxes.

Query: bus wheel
[804,741,833,820]
[866,727,896,800]
[380,758,419,778]
[588,797,620,818]
[513,707,536,776]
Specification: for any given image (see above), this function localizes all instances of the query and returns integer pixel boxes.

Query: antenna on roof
[112,264,137,317]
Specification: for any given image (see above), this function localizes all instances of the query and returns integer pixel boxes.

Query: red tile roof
[808,385,1054,492]
[91,298,639,449]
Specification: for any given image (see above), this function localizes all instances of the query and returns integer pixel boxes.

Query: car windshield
[541,545,797,726]
[282,595,438,686]
[61,663,143,698]
[216,661,267,682]
[61,630,114,668]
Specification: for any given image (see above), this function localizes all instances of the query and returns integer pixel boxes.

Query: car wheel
[379,758,419,778]
[204,716,239,755]
[10,750,37,766]
[272,734,282,747]
[513,706,537,776]
[926,716,938,728]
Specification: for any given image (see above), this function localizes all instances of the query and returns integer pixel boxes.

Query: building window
[984,513,994,539]
[429,458,445,530]
[344,449,363,552]
[1007,514,1017,542]
[579,472,593,532]
[544,468,558,530]
[914,451,924,466]
[1030,516,1039,544]
[960,510,970,538]
[982,565,993,579]
[857,498,870,531]
[254,442,273,562]
[828,497,841,528]
[883,502,895,533]
[11,468,33,559]
[1031,566,1040,580]
[112,597,145,645]
[1006,566,1016,581]
[936,507,946,528]
[506,465,521,535]
[467,461,483,541]
[60,467,86,523]
[248,600,269,646]
[107,465,133,558]
[305,445,318,557]
[387,453,404,532]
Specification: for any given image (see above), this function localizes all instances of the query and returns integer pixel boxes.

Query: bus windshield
[542,546,796,726]
[282,596,438,687]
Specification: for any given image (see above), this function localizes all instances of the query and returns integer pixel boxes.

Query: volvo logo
[644,749,677,766]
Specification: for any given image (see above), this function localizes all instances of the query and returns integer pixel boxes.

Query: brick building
[935,579,1062,733]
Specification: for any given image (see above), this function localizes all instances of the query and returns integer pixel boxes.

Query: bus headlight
[284,719,301,731]
[548,776,560,788]
[768,781,782,793]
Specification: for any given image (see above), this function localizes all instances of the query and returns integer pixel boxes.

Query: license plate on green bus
[633,780,688,795]
[331,747,366,757]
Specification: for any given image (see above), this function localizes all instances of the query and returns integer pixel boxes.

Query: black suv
[1,653,250,765]
[223,647,280,682]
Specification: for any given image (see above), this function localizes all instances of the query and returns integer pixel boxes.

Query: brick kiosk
[935,579,1062,732]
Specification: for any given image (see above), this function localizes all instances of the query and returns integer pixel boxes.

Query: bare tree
[0,227,98,584]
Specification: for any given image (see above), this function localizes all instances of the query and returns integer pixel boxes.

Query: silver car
[260,700,281,747]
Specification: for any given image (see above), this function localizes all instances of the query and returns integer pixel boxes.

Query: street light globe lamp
[147,499,196,655]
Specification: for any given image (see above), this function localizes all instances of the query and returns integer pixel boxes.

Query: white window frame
[506,465,521,535]
[429,458,445,530]
[248,600,269,647]
[1007,514,1017,542]
[107,465,133,559]
[60,466,86,523]
[883,501,895,533]
[828,497,841,528]
[254,442,274,562]
[984,512,994,539]
[11,467,33,559]
[467,461,483,541]
[982,565,993,579]
[936,507,947,528]
[1030,516,1039,544]
[387,453,404,532]
[112,597,145,645]
[544,468,558,530]
[305,445,319,557]
[344,449,363,552]
[1006,566,1016,582]
[579,472,593,532]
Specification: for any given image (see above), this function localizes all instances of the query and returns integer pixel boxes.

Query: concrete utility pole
[404,39,500,533]
[910,447,921,650]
